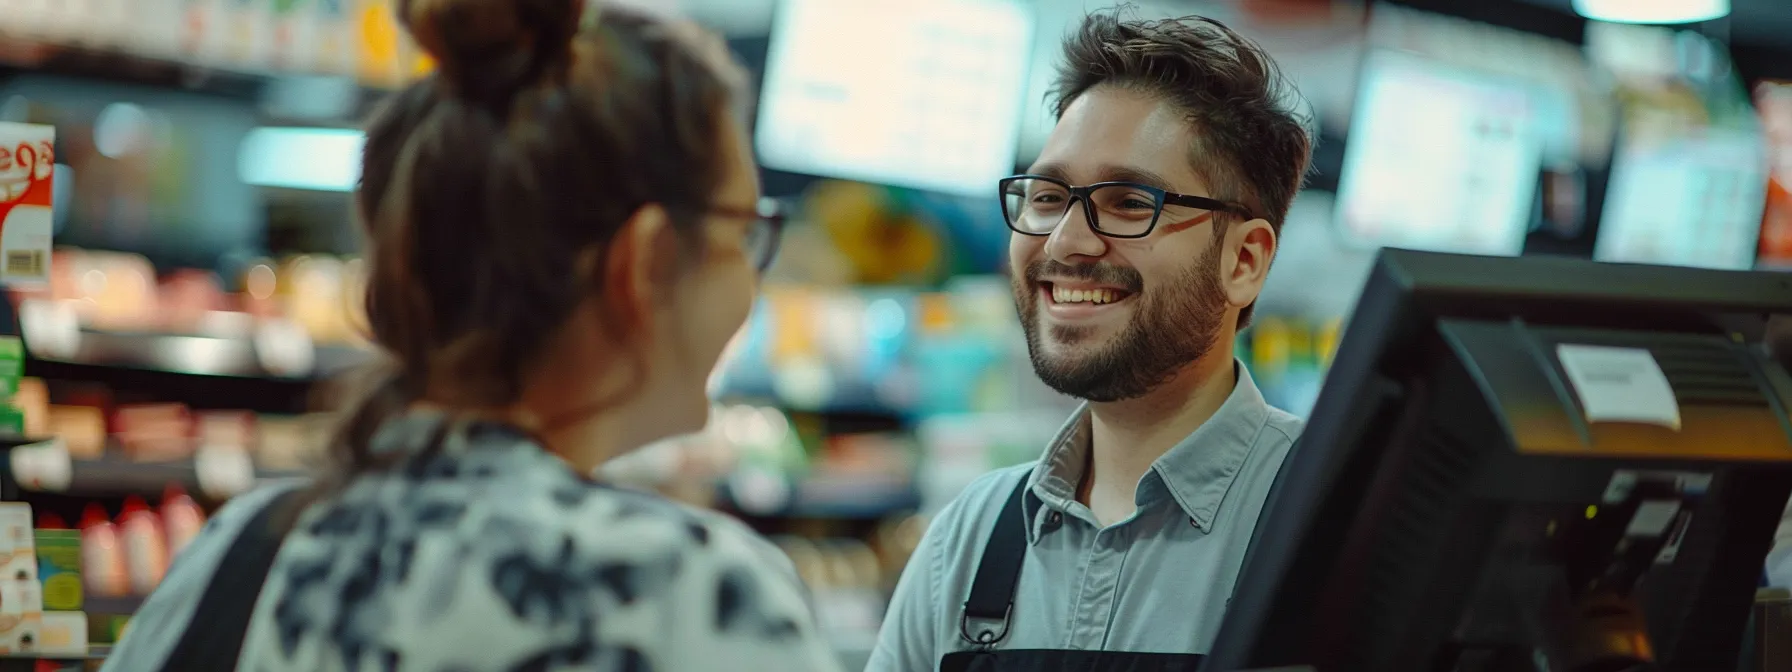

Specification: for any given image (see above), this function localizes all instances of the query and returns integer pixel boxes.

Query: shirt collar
[1024,360,1272,540]
[1024,409,1092,543]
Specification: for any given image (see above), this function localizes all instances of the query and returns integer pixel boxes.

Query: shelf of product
[0,0,430,92]
[715,276,1074,418]
[0,494,205,663]
[778,523,925,670]
[0,346,329,662]
[9,248,375,413]
[601,400,932,661]
[1241,316,1343,419]
[0,396,324,496]
[5,440,307,501]
[607,403,923,523]
[0,500,101,661]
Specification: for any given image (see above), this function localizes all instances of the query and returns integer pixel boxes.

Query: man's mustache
[1023,260,1144,294]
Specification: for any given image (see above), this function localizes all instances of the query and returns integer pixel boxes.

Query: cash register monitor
[1205,250,1792,672]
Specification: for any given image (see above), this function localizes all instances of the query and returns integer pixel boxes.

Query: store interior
[0,0,1783,668]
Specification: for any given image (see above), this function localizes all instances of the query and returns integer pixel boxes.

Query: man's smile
[1037,279,1138,323]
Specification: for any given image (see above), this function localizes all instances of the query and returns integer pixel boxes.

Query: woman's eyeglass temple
[709,197,786,272]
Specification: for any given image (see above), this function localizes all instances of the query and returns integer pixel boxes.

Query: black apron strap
[940,475,1210,672]
[960,475,1031,647]
[157,486,304,672]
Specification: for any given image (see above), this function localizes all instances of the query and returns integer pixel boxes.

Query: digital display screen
[1594,129,1765,271]
[754,0,1033,196]
[1334,50,1541,257]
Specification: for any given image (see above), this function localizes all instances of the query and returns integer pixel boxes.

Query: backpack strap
[157,486,304,672]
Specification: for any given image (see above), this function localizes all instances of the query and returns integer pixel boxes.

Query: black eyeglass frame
[997,174,1253,239]
[706,197,786,272]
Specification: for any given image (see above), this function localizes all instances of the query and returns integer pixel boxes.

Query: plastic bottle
[118,496,169,594]
[160,485,206,558]
[78,504,128,597]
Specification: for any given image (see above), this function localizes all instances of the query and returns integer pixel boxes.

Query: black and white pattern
[103,412,841,672]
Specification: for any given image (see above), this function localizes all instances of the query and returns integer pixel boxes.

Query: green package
[0,405,24,437]
[34,529,81,611]
[0,336,20,400]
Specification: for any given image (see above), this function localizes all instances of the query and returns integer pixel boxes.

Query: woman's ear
[598,204,678,338]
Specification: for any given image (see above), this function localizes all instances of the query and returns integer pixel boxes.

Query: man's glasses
[711,197,786,272]
[998,175,1252,239]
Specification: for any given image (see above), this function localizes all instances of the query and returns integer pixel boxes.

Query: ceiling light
[1573,0,1730,24]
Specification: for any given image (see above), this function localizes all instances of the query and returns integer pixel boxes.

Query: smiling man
[867,11,1312,672]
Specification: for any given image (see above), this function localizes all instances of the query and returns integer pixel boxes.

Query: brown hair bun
[398,0,583,105]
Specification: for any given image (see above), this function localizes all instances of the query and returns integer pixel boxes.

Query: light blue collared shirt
[868,362,1302,670]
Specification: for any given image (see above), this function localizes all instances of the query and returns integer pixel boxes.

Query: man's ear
[1223,217,1278,310]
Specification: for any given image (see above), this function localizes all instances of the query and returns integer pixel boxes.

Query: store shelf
[30,330,371,381]
[0,36,393,111]
[25,455,303,499]
[0,643,112,670]
[81,596,142,616]
[722,476,920,521]
[0,37,265,98]
[0,440,308,500]
[21,330,373,414]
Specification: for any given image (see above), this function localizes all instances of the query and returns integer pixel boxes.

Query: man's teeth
[1050,286,1124,305]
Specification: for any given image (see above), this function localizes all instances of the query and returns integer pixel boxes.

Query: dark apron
[938,479,1207,672]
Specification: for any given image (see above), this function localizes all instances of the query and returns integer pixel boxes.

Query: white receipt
[1556,344,1682,431]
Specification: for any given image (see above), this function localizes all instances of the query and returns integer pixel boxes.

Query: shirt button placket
[1073,527,1123,649]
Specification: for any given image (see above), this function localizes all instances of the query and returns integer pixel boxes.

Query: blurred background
[0,0,1782,667]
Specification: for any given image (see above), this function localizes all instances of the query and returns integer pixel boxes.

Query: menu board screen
[754,0,1033,196]
[1594,129,1765,271]
[1335,51,1541,256]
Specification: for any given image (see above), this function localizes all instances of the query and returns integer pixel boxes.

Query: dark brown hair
[290,0,748,523]
[1051,9,1312,328]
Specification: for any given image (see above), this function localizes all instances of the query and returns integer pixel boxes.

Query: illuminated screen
[238,127,364,192]
[1594,129,1765,271]
[754,0,1033,196]
[1757,81,1792,269]
[1335,51,1541,256]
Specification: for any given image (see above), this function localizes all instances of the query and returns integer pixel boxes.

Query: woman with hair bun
[101,1,840,670]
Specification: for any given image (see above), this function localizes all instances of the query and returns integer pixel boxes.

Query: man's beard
[1012,236,1230,402]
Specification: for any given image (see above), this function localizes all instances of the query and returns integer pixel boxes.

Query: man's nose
[1044,199,1108,263]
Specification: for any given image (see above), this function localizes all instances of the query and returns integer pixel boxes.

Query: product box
[128,0,193,60]
[0,503,42,655]
[0,122,53,287]
[93,614,129,644]
[0,0,48,39]
[0,336,22,400]
[355,0,404,88]
[0,503,35,579]
[0,407,23,438]
[30,611,85,657]
[33,530,80,612]
[311,0,358,76]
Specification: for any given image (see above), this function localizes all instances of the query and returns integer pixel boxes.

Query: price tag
[9,439,71,493]
[254,317,315,378]
[18,299,81,361]
[194,445,256,500]
[727,467,792,516]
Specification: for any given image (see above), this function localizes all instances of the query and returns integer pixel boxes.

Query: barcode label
[4,250,43,277]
